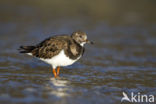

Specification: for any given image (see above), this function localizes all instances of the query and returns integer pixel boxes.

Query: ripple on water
[0,10,156,103]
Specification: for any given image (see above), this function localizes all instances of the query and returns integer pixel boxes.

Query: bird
[19,31,93,78]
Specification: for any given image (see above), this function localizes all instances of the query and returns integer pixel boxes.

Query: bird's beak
[86,40,94,44]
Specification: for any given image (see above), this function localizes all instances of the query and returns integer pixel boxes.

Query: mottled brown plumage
[19,31,93,78]
[19,34,85,59]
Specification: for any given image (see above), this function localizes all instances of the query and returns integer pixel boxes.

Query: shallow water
[0,0,156,104]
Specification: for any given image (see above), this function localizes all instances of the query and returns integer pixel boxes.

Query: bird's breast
[40,50,81,67]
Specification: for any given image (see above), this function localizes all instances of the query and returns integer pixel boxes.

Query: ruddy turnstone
[19,31,93,78]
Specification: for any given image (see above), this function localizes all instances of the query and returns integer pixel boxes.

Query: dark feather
[19,35,84,60]
[19,46,35,53]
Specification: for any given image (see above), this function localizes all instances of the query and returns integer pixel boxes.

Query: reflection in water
[46,78,70,97]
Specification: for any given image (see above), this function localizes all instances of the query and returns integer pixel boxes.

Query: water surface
[0,0,156,104]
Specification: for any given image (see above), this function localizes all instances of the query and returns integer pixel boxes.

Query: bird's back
[19,35,84,59]
[32,35,72,58]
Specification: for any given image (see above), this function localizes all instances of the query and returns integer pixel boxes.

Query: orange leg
[57,67,60,76]
[52,69,57,78]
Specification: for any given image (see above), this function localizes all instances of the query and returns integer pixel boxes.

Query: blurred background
[0,0,156,104]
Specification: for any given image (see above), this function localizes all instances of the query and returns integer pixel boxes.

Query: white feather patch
[27,53,32,56]
[40,50,81,69]
[80,42,86,46]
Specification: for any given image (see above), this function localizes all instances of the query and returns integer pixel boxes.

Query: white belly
[40,50,81,69]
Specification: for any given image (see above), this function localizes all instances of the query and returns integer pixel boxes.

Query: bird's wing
[31,36,68,58]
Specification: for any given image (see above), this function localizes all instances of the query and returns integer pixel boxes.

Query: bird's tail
[18,46,35,53]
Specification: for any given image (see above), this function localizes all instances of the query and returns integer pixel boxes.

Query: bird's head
[71,31,93,46]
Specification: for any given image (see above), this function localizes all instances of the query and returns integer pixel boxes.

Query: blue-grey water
[0,0,156,104]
